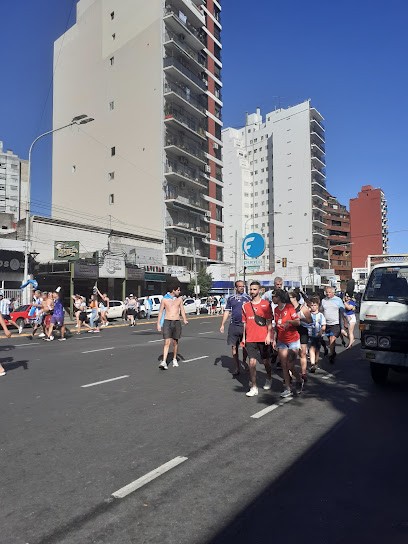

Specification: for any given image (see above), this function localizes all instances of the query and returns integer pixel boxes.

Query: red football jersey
[274,303,300,344]
[242,299,273,342]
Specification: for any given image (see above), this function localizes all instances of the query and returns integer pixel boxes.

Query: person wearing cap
[0,292,23,334]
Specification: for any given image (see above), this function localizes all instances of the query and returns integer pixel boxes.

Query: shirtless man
[157,281,188,369]
[42,292,54,339]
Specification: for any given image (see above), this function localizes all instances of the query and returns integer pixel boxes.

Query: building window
[109,194,114,205]
[108,171,115,180]
[110,11,115,19]
[109,101,115,111]
[110,56,115,65]
[111,146,116,156]
[216,247,223,261]
[216,205,222,222]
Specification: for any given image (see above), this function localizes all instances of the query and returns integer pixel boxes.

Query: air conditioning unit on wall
[205,165,211,173]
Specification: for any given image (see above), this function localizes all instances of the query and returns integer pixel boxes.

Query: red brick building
[325,195,352,282]
[349,185,388,268]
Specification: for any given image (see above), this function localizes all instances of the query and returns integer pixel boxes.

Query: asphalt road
[1,316,408,544]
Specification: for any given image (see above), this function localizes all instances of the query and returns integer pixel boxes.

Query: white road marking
[82,347,115,354]
[183,356,209,363]
[81,375,129,388]
[200,321,211,324]
[322,369,342,380]
[134,329,153,332]
[15,343,40,347]
[250,396,293,419]
[76,336,102,340]
[112,456,188,499]
[199,331,214,335]
[148,339,163,343]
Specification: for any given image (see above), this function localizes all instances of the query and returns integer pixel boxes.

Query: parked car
[138,295,163,318]
[8,304,33,329]
[183,298,198,315]
[86,300,124,321]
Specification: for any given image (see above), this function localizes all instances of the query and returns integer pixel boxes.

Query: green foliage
[188,268,213,297]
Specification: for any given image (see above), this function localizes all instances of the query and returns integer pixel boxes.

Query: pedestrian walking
[242,281,273,397]
[220,281,250,376]
[289,290,312,382]
[320,286,348,363]
[28,290,44,340]
[341,293,357,349]
[88,295,100,333]
[144,296,152,319]
[157,281,188,369]
[96,288,110,327]
[127,294,138,327]
[0,314,11,376]
[306,295,326,372]
[46,288,66,341]
[0,292,23,333]
[271,289,304,398]
[194,296,201,315]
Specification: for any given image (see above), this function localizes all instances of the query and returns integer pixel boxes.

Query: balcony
[164,103,207,141]
[312,182,327,202]
[164,29,206,73]
[165,187,208,215]
[165,219,209,238]
[313,214,326,226]
[164,80,206,118]
[313,238,329,250]
[165,133,207,166]
[165,159,208,189]
[311,142,325,158]
[311,166,326,179]
[311,154,326,168]
[312,200,326,214]
[164,56,206,93]
[310,131,325,147]
[313,226,328,238]
[165,244,208,260]
[166,0,205,28]
[164,7,206,50]
[310,118,325,134]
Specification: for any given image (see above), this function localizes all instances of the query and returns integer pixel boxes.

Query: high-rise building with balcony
[0,141,28,223]
[222,101,328,273]
[349,185,388,268]
[325,194,352,282]
[52,0,223,268]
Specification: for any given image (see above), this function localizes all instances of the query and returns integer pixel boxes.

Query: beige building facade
[52,0,223,269]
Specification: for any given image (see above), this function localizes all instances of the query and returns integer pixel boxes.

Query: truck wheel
[370,362,389,385]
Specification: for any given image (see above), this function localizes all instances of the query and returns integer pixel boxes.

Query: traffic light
[282,257,287,267]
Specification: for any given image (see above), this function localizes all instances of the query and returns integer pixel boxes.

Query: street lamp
[23,115,94,303]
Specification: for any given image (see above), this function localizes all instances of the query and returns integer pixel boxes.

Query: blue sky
[1,0,407,252]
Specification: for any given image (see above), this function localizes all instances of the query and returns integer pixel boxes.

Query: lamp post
[23,115,94,303]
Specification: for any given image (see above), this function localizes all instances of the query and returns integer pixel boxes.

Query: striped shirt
[0,298,11,315]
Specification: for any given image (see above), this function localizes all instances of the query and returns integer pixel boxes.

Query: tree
[188,268,213,297]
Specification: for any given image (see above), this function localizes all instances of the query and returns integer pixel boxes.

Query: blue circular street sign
[242,232,265,258]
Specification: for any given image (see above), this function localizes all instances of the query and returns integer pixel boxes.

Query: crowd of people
[219,276,356,398]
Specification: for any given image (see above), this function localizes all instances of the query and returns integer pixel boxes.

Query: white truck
[360,254,408,384]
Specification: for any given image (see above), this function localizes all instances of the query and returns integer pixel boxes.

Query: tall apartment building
[349,185,388,268]
[325,194,352,282]
[52,0,223,268]
[222,101,328,273]
[0,141,28,223]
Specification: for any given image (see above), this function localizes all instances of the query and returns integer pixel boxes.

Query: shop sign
[165,265,187,277]
[126,268,145,281]
[0,250,25,272]
[99,250,125,278]
[145,272,166,282]
[54,241,79,261]
[73,262,98,279]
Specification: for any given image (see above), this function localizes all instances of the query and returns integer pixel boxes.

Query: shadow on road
[205,345,408,544]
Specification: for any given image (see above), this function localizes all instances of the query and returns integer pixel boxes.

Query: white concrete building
[52,0,224,271]
[0,141,28,223]
[222,101,329,278]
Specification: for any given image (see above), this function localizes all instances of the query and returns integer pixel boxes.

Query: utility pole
[234,230,238,283]
[192,236,198,296]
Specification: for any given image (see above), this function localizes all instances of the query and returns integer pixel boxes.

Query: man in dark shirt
[220,281,251,375]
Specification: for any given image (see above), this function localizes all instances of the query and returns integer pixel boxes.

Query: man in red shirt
[271,289,303,398]
[242,281,273,397]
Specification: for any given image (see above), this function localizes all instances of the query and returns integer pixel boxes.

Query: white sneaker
[38,333,46,338]
[246,387,258,397]
[263,378,272,390]
[75,324,79,328]
[172,359,179,367]
[104,322,109,327]
[18,324,24,334]
[280,388,293,398]
[159,361,168,370]
[58,338,66,341]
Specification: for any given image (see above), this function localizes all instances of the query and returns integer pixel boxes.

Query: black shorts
[79,311,87,323]
[309,337,322,349]
[162,319,182,340]
[326,324,341,338]
[227,323,244,347]
[246,342,269,362]
[1,314,11,321]
[298,325,309,345]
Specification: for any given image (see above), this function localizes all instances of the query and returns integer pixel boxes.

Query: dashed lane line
[250,396,294,419]
[148,339,164,343]
[81,375,129,388]
[82,347,115,354]
[198,331,214,335]
[183,356,209,363]
[13,342,41,347]
[112,456,188,499]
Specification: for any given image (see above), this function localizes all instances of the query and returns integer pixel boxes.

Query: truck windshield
[364,266,408,302]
